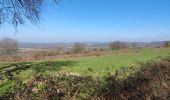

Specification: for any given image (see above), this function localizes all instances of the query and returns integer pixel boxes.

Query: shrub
[32,50,61,59]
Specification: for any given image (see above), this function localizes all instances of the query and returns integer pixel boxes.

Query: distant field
[0,47,170,94]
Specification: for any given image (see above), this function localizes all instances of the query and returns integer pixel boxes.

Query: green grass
[0,47,170,94]
[54,48,170,76]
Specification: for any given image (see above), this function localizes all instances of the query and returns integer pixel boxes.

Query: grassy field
[0,47,170,94]
[49,47,170,76]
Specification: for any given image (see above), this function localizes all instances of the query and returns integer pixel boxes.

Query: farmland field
[0,47,170,94]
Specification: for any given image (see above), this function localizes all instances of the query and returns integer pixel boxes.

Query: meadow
[0,47,170,95]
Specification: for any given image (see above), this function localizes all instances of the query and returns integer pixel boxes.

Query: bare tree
[0,37,18,55]
[72,43,85,53]
[0,0,59,28]
[163,41,170,47]
[131,42,138,49]
[109,41,127,50]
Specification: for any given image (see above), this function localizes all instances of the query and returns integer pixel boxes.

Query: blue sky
[0,0,170,42]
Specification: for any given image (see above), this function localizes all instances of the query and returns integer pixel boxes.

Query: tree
[0,0,59,28]
[163,41,170,47]
[0,37,18,55]
[72,43,85,53]
[109,41,127,50]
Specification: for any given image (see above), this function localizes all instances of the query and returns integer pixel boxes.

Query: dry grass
[0,47,141,63]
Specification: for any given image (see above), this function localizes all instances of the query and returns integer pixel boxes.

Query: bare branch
[0,0,59,28]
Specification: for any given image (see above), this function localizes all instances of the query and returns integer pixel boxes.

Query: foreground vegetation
[0,56,170,99]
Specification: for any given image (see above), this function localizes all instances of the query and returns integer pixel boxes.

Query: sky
[0,0,170,43]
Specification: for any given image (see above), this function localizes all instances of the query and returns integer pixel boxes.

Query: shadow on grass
[32,60,76,74]
[0,62,33,75]
[0,60,76,76]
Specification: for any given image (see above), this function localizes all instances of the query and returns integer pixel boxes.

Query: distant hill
[18,41,165,49]
[18,42,109,49]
